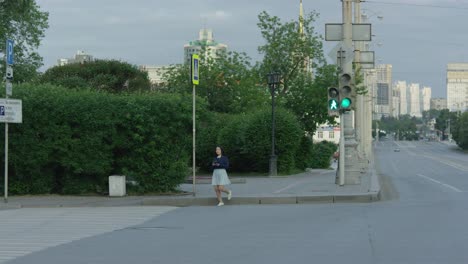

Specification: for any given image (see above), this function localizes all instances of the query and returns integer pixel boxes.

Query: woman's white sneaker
[217,202,224,206]
[228,191,232,200]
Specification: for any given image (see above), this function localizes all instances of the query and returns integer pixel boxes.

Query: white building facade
[313,126,340,145]
[421,86,432,112]
[395,81,408,116]
[57,50,94,66]
[374,64,393,119]
[409,83,422,117]
[447,63,468,112]
[139,65,171,88]
[184,29,227,65]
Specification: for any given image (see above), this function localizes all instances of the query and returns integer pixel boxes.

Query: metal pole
[448,119,451,141]
[271,84,275,157]
[339,0,353,185]
[354,0,365,159]
[192,84,196,196]
[4,49,9,203]
[339,114,345,186]
[376,121,379,142]
[4,92,8,203]
[269,83,277,176]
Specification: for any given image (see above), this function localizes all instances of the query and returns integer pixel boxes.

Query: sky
[35,0,468,98]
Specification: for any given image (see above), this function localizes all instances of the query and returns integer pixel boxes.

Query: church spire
[299,0,313,77]
[299,0,304,36]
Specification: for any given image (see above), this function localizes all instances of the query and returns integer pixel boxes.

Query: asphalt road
[5,141,468,264]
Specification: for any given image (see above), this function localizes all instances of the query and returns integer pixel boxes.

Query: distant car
[394,148,400,152]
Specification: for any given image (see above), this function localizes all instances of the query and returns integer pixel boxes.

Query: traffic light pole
[338,0,353,186]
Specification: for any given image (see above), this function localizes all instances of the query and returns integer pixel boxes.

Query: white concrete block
[109,175,126,197]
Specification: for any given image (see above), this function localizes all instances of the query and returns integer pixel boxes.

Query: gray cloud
[36,0,468,97]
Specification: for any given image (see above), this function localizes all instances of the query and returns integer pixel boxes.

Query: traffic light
[327,87,339,117]
[339,73,353,111]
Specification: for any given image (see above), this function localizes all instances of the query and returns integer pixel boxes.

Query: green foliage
[283,65,338,133]
[0,84,195,195]
[39,60,151,93]
[295,136,315,170]
[0,0,49,82]
[217,114,250,172]
[311,141,337,169]
[377,115,420,140]
[296,138,336,169]
[243,108,303,173]
[257,11,324,93]
[197,108,303,174]
[163,51,268,113]
[452,112,468,149]
[435,109,458,140]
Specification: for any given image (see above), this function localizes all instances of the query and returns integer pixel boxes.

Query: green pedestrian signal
[329,99,339,110]
[327,87,339,117]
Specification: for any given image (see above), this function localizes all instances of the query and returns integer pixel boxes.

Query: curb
[140,193,378,207]
[0,193,378,209]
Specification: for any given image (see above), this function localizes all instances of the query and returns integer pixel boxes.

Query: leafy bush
[0,83,195,195]
[39,60,151,93]
[243,108,303,173]
[197,108,303,174]
[295,136,314,170]
[310,141,337,169]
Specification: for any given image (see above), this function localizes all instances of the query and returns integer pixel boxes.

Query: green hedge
[197,108,303,174]
[0,84,195,195]
[310,141,337,169]
[295,138,336,169]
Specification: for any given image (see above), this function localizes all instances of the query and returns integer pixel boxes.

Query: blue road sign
[0,106,5,116]
[7,39,14,65]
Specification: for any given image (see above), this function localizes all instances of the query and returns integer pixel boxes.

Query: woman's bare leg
[219,185,230,194]
[214,186,222,203]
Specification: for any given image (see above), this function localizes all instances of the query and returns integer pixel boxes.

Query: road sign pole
[4,39,14,203]
[4,105,8,203]
[192,83,196,196]
[191,54,199,197]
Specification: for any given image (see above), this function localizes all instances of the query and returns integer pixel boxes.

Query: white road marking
[0,207,176,263]
[416,174,463,193]
[274,182,302,193]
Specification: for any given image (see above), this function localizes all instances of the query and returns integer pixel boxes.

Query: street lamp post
[267,72,281,177]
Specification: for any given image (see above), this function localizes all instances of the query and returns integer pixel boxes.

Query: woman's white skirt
[212,169,231,186]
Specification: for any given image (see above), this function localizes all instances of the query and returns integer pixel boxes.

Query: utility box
[109,175,126,197]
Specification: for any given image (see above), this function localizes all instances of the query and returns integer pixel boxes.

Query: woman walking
[212,146,232,206]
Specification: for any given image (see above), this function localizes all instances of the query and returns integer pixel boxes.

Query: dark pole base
[269,155,277,177]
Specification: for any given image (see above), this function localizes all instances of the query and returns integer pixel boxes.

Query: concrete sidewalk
[0,164,380,208]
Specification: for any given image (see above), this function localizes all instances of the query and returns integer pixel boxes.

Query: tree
[40,60,151,93]
[0,0,49,82]
[452,112,468,149]
[283,65,338,133]
[435,109,458,140]
[256,11,335,134]
[257,11,324,94]
[163,51,268,113]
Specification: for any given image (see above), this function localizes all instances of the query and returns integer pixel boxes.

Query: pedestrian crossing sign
[329,99,339,110]
[191,54,199,85]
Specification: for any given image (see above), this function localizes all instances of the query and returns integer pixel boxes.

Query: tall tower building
[421,86,432,112]
[409,83,422,117]
[392,87,400,117]
[374,64,393,118]
[447,63,468,112]
[184,29,227,64]
[395,81,408,115]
